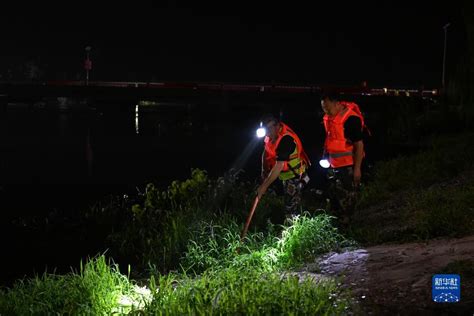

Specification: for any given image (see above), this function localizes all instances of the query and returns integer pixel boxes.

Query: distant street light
[442,23,450,89]
[85,46,92,86]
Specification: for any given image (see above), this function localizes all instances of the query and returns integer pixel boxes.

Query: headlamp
[256,122,266,138]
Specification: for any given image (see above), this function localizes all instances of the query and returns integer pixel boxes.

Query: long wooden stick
[240,196,260,241]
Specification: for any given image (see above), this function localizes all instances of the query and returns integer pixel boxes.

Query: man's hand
[353,166,361,187]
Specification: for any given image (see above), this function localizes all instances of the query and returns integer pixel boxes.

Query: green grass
[359,133,474,208]
[349,133,474,244]
[182,213,350,274]
[146,268,348,315]
[350,180,474,244]
[87,168,269,273]
[83,166,352,277]
[275,214,351,269]
[409,183,474,239]
[0,256,138,315]
[0,213,351,315]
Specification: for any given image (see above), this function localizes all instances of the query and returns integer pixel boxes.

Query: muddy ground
[297,235,474,315]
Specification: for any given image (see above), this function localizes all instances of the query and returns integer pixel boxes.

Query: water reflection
[135,105,139,135]
[0,99,326,218]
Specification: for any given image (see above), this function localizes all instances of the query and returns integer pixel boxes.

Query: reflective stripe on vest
[329,152,353,158]
[279,146,304,181]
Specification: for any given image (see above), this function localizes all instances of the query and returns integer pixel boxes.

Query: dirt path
[303,235,474,315]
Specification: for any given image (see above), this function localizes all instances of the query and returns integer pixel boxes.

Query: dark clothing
[282,173,308,215]
[344,116,363,143]
[327,166,358,216]
[277,135,304,213]
[276,135,296,161]
[275,135,305,214]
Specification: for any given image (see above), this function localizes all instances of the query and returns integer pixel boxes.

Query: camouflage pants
[282,175,306,215]
[327,166,359,215]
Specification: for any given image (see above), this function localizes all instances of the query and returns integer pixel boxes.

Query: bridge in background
[0,80,439,110]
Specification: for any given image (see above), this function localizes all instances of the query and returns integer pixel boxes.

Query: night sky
[0,1,465,86]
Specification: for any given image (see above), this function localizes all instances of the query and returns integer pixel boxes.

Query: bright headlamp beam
[256,127,266,138]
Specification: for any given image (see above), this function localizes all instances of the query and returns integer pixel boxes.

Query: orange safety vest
[323,102,367,168]
[263,123,310,180]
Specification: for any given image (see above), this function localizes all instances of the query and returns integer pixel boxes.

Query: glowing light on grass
[118,295,134,307]
[117,285,153,311]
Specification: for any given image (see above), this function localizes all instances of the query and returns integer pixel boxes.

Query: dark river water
[0,99,334,216]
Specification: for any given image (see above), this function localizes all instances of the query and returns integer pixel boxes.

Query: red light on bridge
[84,60,92,70]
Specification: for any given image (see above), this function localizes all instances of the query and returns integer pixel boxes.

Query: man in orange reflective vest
[321,92,367,220]
[257,114,310,214]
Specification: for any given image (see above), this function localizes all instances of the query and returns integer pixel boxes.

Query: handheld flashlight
[319,158,330,169]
